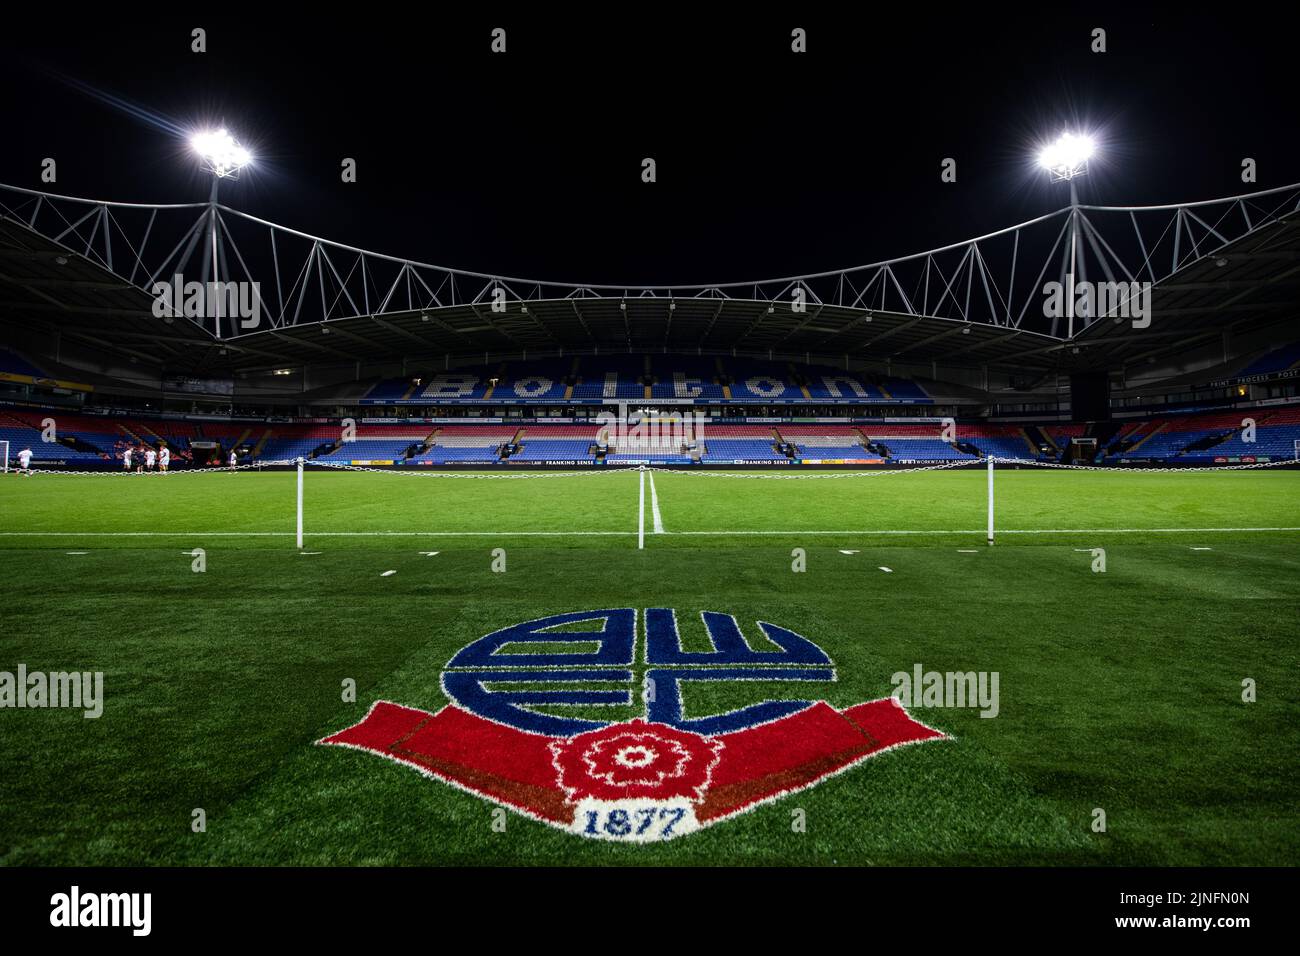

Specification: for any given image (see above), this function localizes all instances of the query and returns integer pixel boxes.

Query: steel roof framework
[0,180,1297,375]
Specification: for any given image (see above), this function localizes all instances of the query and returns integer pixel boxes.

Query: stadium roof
[1,182,1297,377]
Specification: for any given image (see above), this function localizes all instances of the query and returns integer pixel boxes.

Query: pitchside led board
[320,609,944,843]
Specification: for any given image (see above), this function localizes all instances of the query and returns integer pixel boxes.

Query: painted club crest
[319,609,945,842]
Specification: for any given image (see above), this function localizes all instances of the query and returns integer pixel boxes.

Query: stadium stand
[511,425,598,462]
[649,356,726,401]
[0,348,45,379]
[408,425,516,464]
[1237,341,1300,378]
[495,360,571,402]
[1108,408,1300,461]
[724,361,802,403]
[260,425,339,461]
[880,377,930,402]
[800,365,888,403]
[358,357,931,405]
[690,424,783,463]
[4,403,1299,468]
[572,356,648,401]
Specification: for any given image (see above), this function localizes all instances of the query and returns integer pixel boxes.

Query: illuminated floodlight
[1038,132,1094,182]
[190,128,253,179]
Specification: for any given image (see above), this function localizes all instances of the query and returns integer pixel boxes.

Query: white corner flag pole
[986,454,995,546]
[638,465,646,551]
[296,457,304,550]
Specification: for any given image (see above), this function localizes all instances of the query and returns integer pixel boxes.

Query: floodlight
[1038,132,1094,182]
[191,128,253,179]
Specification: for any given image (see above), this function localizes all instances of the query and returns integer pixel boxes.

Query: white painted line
[300,551,323,556]
[648,472,664,534]
[3,526,1299,539]
[419,551,440,556]
[957,549,978,553]
[0,531,637,537]
[838,549,860,555]
[1190,547,1213,551]
[878,567,894,573]
[380,570,397,577]
[662,527,1300,536]
[1072,548,1095,552]
[65,551,89,555]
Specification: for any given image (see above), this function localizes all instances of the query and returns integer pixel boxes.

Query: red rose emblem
[550,719,723,803]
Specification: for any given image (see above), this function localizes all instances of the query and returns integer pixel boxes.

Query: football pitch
[0,466,1297,866]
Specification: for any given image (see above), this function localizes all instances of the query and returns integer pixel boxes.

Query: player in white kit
[145,448,157,471]
[159,445,170,472]
[229,448,238,470]
[123,446,133,471]
[17,447,33,476]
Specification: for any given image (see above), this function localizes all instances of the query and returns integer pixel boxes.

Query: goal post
[0,440,8,474]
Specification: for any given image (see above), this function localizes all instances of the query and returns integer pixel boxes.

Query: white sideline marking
[648,472,664,534]
[668,527,1300,536]
[1190,547,1213,551]
[300,551,323,555]
[878,567,894,573]
[0,531,636,537]
[957,549,978,553]
[2,526,1299,538]
[380,570,397,577]
[65,551,88,555]
[838,550,860,555]
[1072,548,1095,552]
[419,551,440,556]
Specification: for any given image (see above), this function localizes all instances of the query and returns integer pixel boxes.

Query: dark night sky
[1,7,1295,287]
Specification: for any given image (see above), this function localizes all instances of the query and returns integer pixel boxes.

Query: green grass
[0,467,1297,865]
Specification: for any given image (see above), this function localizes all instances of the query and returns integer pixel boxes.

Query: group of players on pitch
[120,443,172,473]
[9,443,241,475]
[119,443,240,473]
